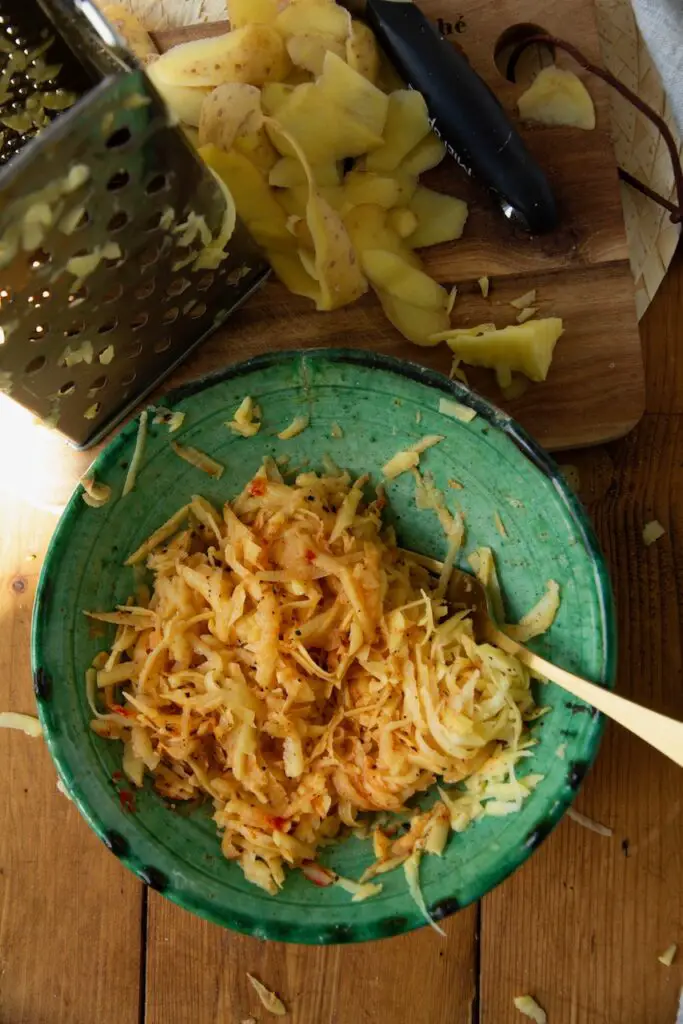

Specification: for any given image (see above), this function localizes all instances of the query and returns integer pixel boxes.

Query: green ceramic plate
[32,350,615,944]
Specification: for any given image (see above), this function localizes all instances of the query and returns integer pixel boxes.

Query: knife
[348,0,558,234]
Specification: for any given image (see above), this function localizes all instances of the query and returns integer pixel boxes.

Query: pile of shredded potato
[86,459,548,923]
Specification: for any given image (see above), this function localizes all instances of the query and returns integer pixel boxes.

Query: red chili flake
[375,496,387,510]
[305,549,316,563]
[111,704,135,719]
[249,479,267,497]
[268,816,287,831]
[118,790,136,813]
[112,771,123,782]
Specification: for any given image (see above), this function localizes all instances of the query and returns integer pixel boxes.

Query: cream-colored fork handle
[489,626,683,768]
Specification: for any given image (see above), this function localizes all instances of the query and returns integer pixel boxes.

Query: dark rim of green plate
[31,348,616,943]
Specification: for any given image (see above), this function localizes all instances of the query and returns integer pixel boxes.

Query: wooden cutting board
[153,0,645,452]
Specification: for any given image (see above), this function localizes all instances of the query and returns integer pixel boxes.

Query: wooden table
[1,248,682,1024]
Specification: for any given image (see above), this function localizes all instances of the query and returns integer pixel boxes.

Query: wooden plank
[145,896,478,1024]
[0,402,142,1024]
[478,252,683,1024]
[163,264,644,451]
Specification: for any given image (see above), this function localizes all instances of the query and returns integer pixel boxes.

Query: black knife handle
[366,0,558,234]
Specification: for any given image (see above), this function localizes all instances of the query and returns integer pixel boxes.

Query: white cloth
[632,0,683,133]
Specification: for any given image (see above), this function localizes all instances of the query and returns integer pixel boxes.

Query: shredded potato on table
[86,460,543,912]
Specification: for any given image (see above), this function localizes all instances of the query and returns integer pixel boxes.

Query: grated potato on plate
[86,459,547,911]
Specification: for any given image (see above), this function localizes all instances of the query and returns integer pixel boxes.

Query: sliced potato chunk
[286,33,345,75]
[346,20,380,83]
[517,66,596,130]
[267,83,383,162]
[436,318,564,386]
[398,133,446,175]
[227,0,278,28]
[377,290,450,346]
[200,143,291,250]
[365,90,431,172]
[344,204,420,267]
[361,249,448,311]
[407,187,468,248]
[275,0,351,43]
[151,24,290,88]
[234,128,278,174]
[317,51,389,137]
[261,82,296,115]
[341,171,402,213]
[388,207,418,238]
[269,157,340,188]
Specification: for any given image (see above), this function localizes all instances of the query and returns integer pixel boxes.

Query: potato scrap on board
[518,65,596,130]
[247,974,287,1016]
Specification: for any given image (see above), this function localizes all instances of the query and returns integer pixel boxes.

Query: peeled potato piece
[377,290,450,346]
[151,24,290,87]
[147,61,208,126]
[317,51,388,137]
[102,5,157,61]
[398,133,447,175]
[434,318,565,386]
[365,90,431,172]
[286,33,345,75]
[227,0,278,28]
[407,187,468,248]
[361,249,448,311]
[198,83,262,150]
[517,66,596,130]
[346,20,380,83]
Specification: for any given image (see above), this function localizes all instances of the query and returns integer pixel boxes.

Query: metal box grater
[0,0,269,448]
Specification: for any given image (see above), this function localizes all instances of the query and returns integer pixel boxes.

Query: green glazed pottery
[32,349,615,943]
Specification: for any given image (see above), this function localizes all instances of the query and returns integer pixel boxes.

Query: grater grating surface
[0,0,269,448]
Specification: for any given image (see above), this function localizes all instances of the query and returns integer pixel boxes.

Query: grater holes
[107,210,128,232]
[196,273,214,292]
[107,170,130,191]
[188,302,207,319]
[103,283,123,303]
[29,248,51,268]
[154,338,171,354]
[64,320,85,338]
[130,313,148,331]
[162,307,179,325]
[145,173,168,195]
[88,375,107,395]
[129,341,143,358]
[58,381,75,396]
[106,126,132,149]
[140,243,161,270]
[98,320,117,335]
[29,325,46,342]
[69,287,88,306]
[135,280,155,301]
[144,210,166,231]
[25,355,46,375]
[167,278,190,297]
[121,370,136,386]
